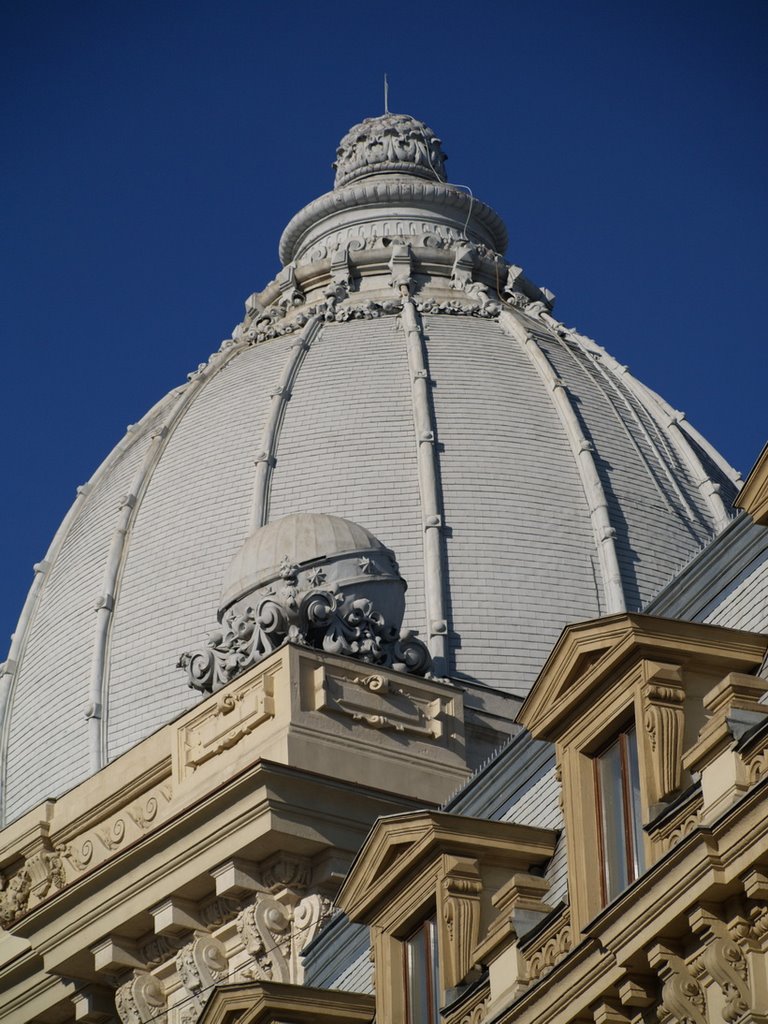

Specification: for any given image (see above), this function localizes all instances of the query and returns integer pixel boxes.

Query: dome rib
[499,308,626,614]
[249,315,324,530]
[400,296,449,675]
[88,350,242,772]
[564,326,734,529]
[547,324,704,528]
[96,345,245,771]
[0,383,184,820]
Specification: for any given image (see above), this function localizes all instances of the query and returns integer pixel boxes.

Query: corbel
[330,243,352,292]
[450,242,476,290]
[618,975,656,1008]
[91,935,144,974]
[689,904,752,1022]
[640,661,686,805]
[276,264,304,309]
[437,854,483,991]
[647,940,707,1024]
[389,243,414,292]
[114,970,167,1024]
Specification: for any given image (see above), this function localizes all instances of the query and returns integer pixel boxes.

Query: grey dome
[0,113,742,826]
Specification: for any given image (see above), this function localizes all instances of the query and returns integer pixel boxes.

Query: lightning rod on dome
[384,72,389,114]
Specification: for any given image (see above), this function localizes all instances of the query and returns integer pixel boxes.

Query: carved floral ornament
[333,113,448,188]
[179,532,432,694]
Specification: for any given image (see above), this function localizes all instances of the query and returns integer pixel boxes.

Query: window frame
[593,721,645,904]
[402,913,440,1024]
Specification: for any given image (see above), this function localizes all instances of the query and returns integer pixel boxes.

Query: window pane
[624,724,645,878]
[405,928,430,1024]
[597,738,629,901]
[405,917,439,1024]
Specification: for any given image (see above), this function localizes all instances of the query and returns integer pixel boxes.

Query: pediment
[735,442,768,525]
[518,613,768,743]
[337,810,558,926]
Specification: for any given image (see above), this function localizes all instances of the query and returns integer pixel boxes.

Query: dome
[220,512,391,612]
[0,113,742,826]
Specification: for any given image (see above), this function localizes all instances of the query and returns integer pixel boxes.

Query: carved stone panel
[311,666,453,742]
[176,666,278,778]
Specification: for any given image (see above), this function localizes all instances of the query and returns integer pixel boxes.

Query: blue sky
[1,0,766,647]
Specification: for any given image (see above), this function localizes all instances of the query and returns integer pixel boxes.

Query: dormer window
[594,722,645,902]
[404,914,440,1024]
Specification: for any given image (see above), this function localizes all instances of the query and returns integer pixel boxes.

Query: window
[404,915,440,1024]
[594,722,645,903]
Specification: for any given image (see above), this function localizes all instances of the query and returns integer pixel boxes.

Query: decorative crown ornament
[333,113,447,188]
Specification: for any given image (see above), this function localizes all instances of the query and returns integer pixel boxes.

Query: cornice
[279,179,508,265]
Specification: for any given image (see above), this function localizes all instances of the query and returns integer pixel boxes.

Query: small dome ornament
[178,513,432,693]
[333,113,447,189]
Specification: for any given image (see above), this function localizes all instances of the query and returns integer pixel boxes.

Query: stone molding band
[279,179,508,265]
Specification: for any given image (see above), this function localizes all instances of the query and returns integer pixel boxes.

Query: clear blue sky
[1,0,766,648]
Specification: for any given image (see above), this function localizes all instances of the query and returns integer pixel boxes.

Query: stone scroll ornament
[178,533,432,694]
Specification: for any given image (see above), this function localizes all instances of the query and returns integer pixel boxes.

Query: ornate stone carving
[333,113,447,188]
[177,664,277,774]
[57,782,172,882]
[690,907,751,1023]
[97,817,127,851]
[526,909,572,982]
[114,971,166,1024]
[438,856,483,990]
[458,994,491,1024]
[641,666,686,804]
[58,836,94,872]
[316,669,445,738]
[0,843,67,926]
[139,934,183,969]
[179,576,430,695]
[175,933,228,1018]
[0,866,31,928]
[260,853,311,896]
[236,891,332,984]
[648,943,707,1024]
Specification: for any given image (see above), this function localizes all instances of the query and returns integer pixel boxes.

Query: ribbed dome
[0,113,742,826]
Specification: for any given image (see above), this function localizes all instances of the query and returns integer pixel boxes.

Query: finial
[384,72,389,115]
